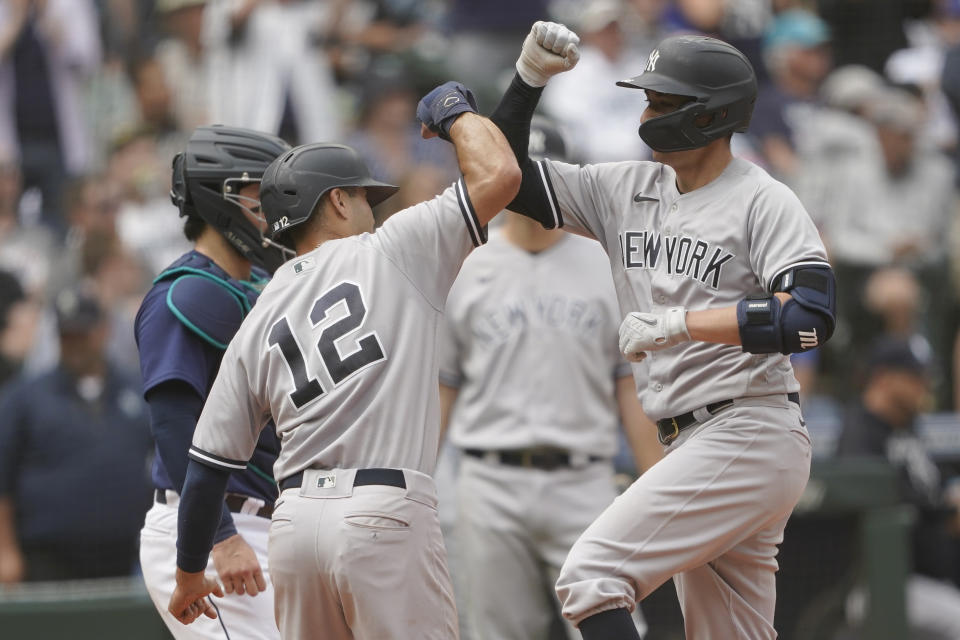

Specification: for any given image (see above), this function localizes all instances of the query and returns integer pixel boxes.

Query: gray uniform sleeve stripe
[536,160,563,229]
[456,178,487,247]
[188,446,247,471]
[769,259,832,291]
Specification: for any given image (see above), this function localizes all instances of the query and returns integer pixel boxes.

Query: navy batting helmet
[617,36,758,152]
[171,125,292,272]
[260,143,399,244]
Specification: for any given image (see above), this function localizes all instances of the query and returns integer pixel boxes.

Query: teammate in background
[490,23,836,639]
[136,125,291,640]
[166,82,521,639]
[438,116,659,640]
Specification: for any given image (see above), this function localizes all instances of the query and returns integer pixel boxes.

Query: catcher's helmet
[260,143,399,242]
[171,125,292,272]
[528,115,570,163]
[617,35,758,152]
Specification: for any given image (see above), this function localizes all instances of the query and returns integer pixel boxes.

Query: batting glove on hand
[417,81,479,142]
[516,21,581,87]
[619,306,691,362]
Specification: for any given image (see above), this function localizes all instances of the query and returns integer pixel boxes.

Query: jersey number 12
[268,281,386,409]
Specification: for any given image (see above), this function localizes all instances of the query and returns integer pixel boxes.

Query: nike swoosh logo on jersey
[633,193,657,203]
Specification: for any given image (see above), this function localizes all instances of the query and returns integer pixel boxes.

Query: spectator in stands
[884,0,960,155]
[155,0,211,133]
[752,8,832,178]
[792,64,886,254]
[0,269,34,387]
[441,0,551,105]
[817,0,934,74]
[0,155,55,297]
[126,55,187,163]
[346,72,456,185]
[542,0,653,162]
[796,85,955,400]
[204,0,344,144]
[110,129,190,275]
[335,0,432,74]
[0,287,152,583]
[0,0,101,232]
[836,337,960,639]
[345,70,457,222]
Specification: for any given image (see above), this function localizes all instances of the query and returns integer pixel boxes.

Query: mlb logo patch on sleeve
[294,258,315,274]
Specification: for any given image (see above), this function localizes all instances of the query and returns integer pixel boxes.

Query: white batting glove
[516,21,581,87]
[618,307,691,362]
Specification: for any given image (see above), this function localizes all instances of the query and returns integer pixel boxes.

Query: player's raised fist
[417,81,479,142]
[516,21,581,87]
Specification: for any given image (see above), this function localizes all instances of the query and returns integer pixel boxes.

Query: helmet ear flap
[170,152,194,216]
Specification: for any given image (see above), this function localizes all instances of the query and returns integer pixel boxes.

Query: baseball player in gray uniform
[438,116,658,640]
[488,23,838,639]
[165,82,521,640]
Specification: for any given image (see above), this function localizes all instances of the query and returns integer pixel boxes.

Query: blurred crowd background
[3,0,960,635]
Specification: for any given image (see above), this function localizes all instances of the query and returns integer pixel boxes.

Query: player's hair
[182,212,206,242]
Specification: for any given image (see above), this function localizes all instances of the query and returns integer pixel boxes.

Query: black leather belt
[656,392,801,446]
[154,488,274,519]
[279,468,406,492]
[463,448,605,471]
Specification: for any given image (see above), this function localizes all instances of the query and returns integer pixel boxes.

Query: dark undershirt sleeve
[490,73,562,229]
[177,459,231,572]
[147,381,237,544]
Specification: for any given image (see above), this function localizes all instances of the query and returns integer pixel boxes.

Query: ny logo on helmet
[646,49,660,72]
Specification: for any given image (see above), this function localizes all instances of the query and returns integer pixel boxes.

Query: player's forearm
[491,73,543,166]
[147,383,238,543]
[489,75,563,228]
[177,460,232,573]
[684,306,741,346]
[685,294,794,347]
[449,114,521,226]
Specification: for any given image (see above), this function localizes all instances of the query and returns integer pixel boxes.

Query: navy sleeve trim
[188,446,247,471]
[455,177,487,247]
[535,160,563,230]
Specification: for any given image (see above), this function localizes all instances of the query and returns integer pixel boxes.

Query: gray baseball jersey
[534,156,829,420]
[439,228,631,457]
[189,179,485,481]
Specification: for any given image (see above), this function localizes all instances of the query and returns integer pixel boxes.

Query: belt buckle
[660,417,680,446]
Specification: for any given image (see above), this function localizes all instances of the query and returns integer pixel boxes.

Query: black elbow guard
[738,265,837,355]
[776,265,837,352]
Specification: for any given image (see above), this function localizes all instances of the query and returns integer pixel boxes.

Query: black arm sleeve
[490,73,562,229]
[146,381,237,544]
[177,459,231,572]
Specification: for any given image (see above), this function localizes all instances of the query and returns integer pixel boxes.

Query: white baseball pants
[456,456,645,640]
[140,499,279,640]
[268,468,458,640]
[557,395,811,640]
